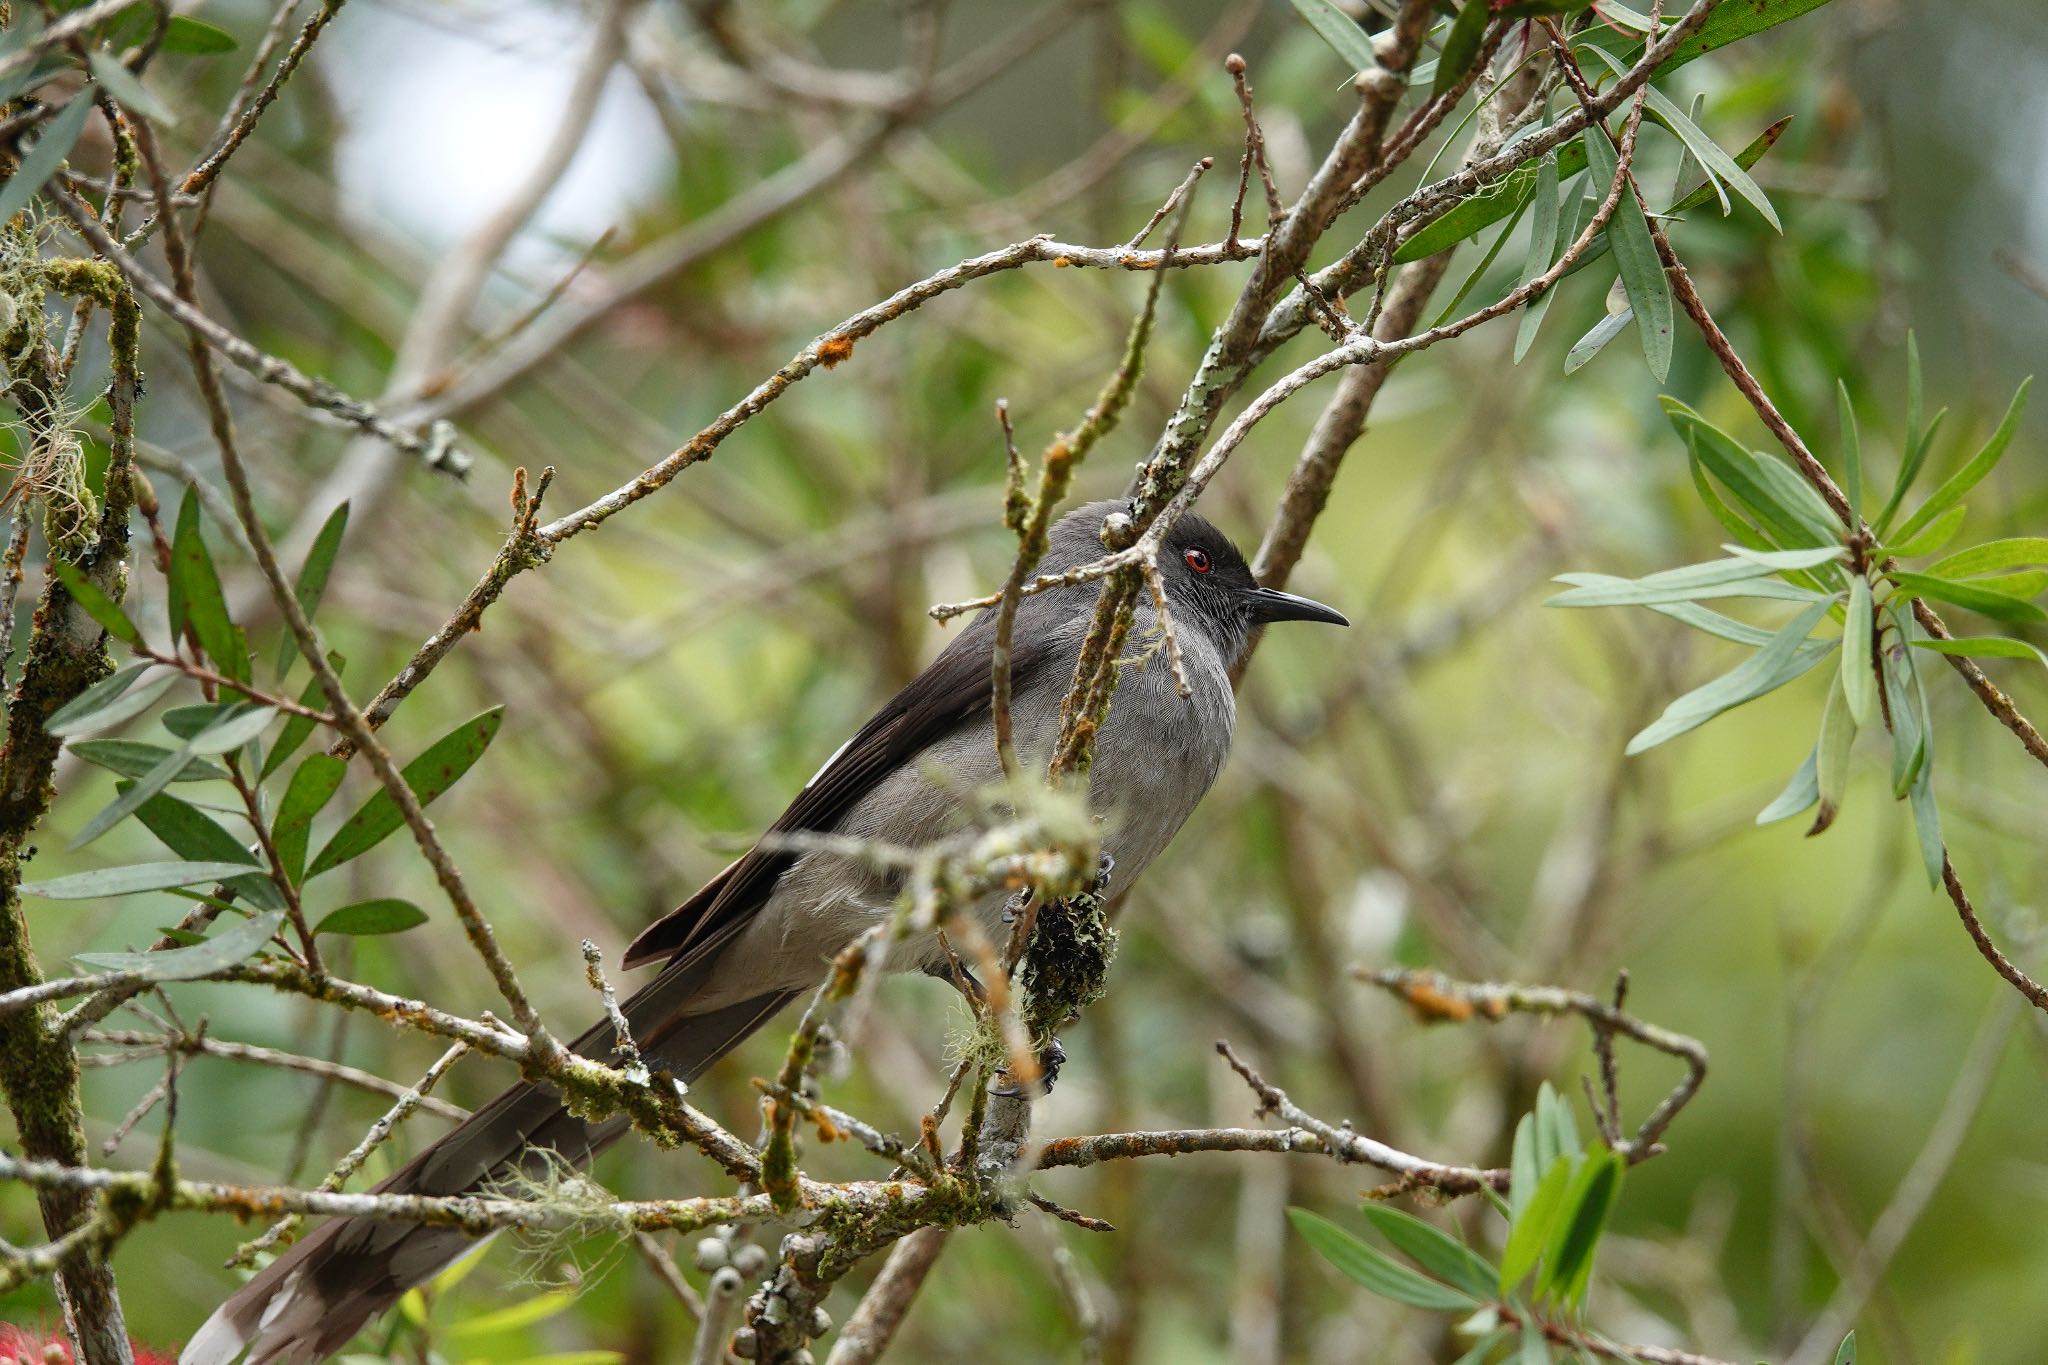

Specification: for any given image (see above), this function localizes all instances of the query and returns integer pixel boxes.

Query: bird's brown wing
[622,605,1057,968]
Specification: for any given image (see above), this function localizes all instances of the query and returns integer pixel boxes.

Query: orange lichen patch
[1393,977,1476,1024]
[1053,256,1072,267]
[1115,254,1160,270]
[811,1109,844,1143]
[817,334,857,368]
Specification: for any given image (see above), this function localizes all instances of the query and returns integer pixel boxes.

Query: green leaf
[276,502,348,678]
[1757,745,1819,825]
[86,51,173,124]
[1665,399,1837,547]
[128,789,282,911]
[1538,1083,1581,1161]
[1835,1331,1857,1365]
[261,665,338,780]
[1563,303,1633,375]
[1912,636,2048,670]
[1584,46,1779,230]
[1289,1209,1479,1310]
[1973,570,2048,600]
[1542,1151,1623,1306]
[75,908,284,981]
[1888,571,2048,625]
[162,16,239,54]
[1625,600,1835,754]
[1723,544,1844,571]
[1500,1156,1573,1293]
[1547,557,1815,608]
[1434,1,1490,98]
[271,753,347,885]
[1357,1203,1497,1301]
[1510,1109,1540,1221]
[170,489,250,682]
[1809,676,1853,836]
[185,705,278,755]
[1668,115,1793,215]
[46,662,161,735]
[305,706,504,878]
[70,740,228,783]
[1882,609,1924,798]
[1841,576,1875,727]
[0,92,97,224]
[50,560,142,649]
[22,859,263,899]
[1924,537,2048,579]
[71,742,196,849]
[1519,1318,1551,1365]
[1646,0,1838,75]
[1514,154,1566,364]
[1582,125,1671,382]
[1889,378,2032,546]
[1907,676,1942,887]
[1286,0,1378,73]
[1838,381,1862,523]
[1888,504,1967,558]
[314,898,428,937]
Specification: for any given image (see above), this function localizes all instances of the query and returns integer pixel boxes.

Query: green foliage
[1292,1087,1632,1363]
[303,706,505,878]
[1552,354,2036,885]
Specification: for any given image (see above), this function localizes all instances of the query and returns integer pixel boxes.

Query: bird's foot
[991,1037,1066,1098]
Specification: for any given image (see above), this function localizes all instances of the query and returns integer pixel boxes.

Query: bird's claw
[991,1038,1066,1098]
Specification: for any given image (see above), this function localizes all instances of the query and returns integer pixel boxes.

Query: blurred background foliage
[4,0,2047,1361]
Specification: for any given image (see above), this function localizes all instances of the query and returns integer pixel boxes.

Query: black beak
[1242,584,1349,627]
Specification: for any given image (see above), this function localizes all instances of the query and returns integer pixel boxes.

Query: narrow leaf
[185,705,278,755]
[1809,677,1853,836]
[70,740,228,783]
[86,51,173,124]
[1499,1156,1573,1293]
[1889,571,2048,625]
[1924,537,2048,579]
[1540,1151,1622,1304]
[1889,504,1967,558]
[70,743,195,849]
[261,665,337,780]
[75,908,284,981]
[1841,577,1875,726]
[1625,600,1834,753]
[1838,381,1862,523]
[314,898,428,937]
[1835,1332,1857,1365]
[50,561,142,648]
[1289,1209,1479,1310]
[46,663,167,735]
[1548,557,1811,608]
[0,92,97,224]
[1582,125,1672,381]
[163,17,240,54]
[1564,303,1634,375]
[1286,0,1378,73]
[305,706,504,878]
[272,753,347,886]
[128,790,282,911]
[1434,1,1490,98]
[1912,636,2048,670]
[1669,116,1793,215]
[171,489,250,683]
[1358,1203,1497,1301]
[276,502,348,678]
[1890,378,2032,546]
[23,859,261,899]
[1757,745,1819,825]
[1585,46,1779,229]
[1514,155,1567,363]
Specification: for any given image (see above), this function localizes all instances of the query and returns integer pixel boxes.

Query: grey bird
[181,500,1346,1364]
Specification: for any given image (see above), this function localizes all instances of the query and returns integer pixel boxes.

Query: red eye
[1184,547,1211,574]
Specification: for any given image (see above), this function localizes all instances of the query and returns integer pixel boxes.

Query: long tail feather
[180,959,796,1365]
